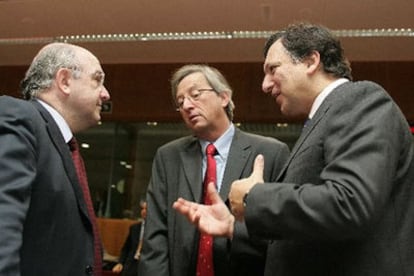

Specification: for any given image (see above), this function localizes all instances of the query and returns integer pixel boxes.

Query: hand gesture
[229,154,264,220]
[173,184,235,239]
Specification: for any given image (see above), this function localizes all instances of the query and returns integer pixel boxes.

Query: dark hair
[264,22,352,80]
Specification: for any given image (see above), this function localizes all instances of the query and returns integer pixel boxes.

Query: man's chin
[95,112,102,123]
[187,121,206,133]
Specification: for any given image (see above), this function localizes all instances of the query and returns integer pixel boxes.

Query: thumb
[250,154,264,183]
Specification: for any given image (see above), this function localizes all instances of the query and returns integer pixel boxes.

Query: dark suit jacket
[0,96,96,275]
[118,222,142,276]
[138,128,290,276]
[244,81,414,275]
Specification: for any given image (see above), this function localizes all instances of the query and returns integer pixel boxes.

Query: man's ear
[55,68,72,95]
[219,90,231,108]
[304,50,321,74]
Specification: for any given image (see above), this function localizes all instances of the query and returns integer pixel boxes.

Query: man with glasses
[0,42,110,275]
[138,64,290,276]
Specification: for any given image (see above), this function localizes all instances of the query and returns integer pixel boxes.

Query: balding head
[20,42,97,100]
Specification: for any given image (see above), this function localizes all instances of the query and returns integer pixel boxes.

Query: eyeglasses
[175,88,215,111]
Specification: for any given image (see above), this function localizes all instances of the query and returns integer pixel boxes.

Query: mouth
[188,113,201,123]
[271,85,282,97]
[189,114,199,121]
[270,90,283,106]
[271,90,281,99]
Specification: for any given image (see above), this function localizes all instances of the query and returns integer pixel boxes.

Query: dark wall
[1,61,413,124]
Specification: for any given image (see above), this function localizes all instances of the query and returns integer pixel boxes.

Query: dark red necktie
[196,143,217,276]
[69,137,102,276]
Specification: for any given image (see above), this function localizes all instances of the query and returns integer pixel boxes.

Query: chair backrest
[97,217,140,257]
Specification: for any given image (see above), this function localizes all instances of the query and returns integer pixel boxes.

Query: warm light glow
[81,143,90,149]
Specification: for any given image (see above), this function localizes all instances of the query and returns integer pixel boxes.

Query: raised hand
[229,154,264,220]
[173,183,235,239]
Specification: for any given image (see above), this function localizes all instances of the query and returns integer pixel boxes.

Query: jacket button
[85,265,93,274]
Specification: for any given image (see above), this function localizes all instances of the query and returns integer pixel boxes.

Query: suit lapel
[219,130,251,200]
[179,131,252,202]
[31,100,91,219]
[180,138,203,202]
[276,98,331,181]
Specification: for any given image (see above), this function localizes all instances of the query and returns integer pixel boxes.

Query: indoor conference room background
[1,0,413,222]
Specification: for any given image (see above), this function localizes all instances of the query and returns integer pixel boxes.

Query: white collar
[309,78,349,119]
[37,99,73,142]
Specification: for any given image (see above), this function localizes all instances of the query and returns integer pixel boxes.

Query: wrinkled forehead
[177,72,208,92]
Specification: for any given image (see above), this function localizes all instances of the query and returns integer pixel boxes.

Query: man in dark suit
[0,42,110,275]
[138,64,290,276]
[173,23,414,276]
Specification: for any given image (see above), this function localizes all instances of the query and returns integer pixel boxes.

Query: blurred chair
[97,217,140,274]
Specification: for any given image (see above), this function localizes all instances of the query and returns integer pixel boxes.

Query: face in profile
[262,39,312,118]
[68,49,111,131]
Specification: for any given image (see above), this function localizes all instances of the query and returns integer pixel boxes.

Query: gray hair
[170,64,235,120]
[20,43,83,100]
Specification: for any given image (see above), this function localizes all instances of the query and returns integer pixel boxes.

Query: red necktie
[196,143,216,276]
[69,138,102,276]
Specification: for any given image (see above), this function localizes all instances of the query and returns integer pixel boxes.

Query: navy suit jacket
[0,96,96,275]
[245,81,414,276]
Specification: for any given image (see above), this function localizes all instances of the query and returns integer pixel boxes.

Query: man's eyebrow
[93,70,105,77]
[92,70,105,79]
[263,62,273,72]
[264,62,281,71]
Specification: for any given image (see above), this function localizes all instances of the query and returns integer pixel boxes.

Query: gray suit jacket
[138,128,290,276]
[0,96,96,275]
[244,81,414,276]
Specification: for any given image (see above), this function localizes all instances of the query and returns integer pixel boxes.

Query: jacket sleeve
[0,98,37,274]
[230,136,290,263]
[138,150,170,275]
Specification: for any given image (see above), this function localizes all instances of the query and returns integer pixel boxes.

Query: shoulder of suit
[157,135,198,153]
[0,96,40,118]
[337,80,386,94]
[236,129,287,147]
[327,80,389,105]
[0,95,30,107]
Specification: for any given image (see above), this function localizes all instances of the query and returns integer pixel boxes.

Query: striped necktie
[69,137,102,275]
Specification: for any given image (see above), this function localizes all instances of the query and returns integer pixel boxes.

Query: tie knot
[68,137,78,152]
[206,143,216,156]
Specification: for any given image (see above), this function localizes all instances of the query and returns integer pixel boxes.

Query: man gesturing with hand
[173,154,265,236]
[173,23,414,276]
[228,154,264,221]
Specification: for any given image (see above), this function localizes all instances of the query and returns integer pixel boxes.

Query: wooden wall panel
[1,61,413,124]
